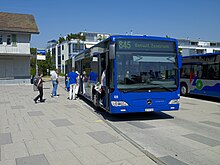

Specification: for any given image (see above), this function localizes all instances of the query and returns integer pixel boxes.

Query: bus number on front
[119,41,131,49]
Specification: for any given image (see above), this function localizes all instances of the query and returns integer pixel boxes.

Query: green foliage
[97,35,103,41]
[30,58,36,76]
[30,48,37,55]
[178,48,182,54]
[66,33,86,41]
[30,48,55,76]
[58,37,65,44]
[37,51,55,76]
[30,48,37,76]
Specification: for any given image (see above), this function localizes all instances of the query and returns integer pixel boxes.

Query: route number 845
[119,41,131,49]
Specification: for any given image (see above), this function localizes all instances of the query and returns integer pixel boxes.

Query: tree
[57,36,65,44]
[30,48,37,76]
[37,51,55,76]
[66,33,86,41]
[178,48,182,54]
[97,35,103,41]
[30,48,55,77]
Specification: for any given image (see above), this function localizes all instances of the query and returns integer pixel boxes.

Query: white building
[47,32,110,74]
[0,12,39,84]
[178,39,220,56]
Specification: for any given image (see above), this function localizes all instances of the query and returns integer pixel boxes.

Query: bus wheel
[181,83,188,96]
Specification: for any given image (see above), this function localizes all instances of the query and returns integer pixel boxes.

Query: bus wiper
[157,85,175,92]
[149,82,175,92]
[123,87,151,92]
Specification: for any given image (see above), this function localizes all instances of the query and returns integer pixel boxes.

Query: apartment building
[47,32,110,73]
[0,12,39,84]
[178,39,220,56]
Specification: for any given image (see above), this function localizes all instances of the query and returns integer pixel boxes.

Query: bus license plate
[145,108,154,112]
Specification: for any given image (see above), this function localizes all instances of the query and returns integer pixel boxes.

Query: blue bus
[180,53,220,98]
[75,35,182,114]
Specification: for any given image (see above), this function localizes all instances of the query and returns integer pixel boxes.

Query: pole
[36,53,38,77]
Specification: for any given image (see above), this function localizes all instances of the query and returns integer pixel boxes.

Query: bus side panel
[189,81,220,98]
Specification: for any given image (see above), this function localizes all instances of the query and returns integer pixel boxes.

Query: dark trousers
[34,86,43,101]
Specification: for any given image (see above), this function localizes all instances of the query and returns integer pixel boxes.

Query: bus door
[99,52,110,110]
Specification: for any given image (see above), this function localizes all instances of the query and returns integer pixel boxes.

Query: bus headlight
[111,101,128,107]
[169,99,180,104]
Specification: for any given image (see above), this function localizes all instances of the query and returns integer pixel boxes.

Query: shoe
[33,99,37,104]
[40,100,45,103]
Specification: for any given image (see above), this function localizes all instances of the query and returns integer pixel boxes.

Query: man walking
[34,73,45,103]
[51,69,59,97]
[88,70,97,99]
[68,67,78,100]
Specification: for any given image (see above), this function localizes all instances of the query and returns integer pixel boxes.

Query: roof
[0,12,39,34]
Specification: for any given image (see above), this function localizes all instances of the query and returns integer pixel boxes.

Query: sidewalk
[0,80,157,165]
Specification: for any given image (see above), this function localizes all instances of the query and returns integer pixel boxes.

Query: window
[7,34,11,45]
[58,55,61,65]
[0,34,3,44]
[62,45,64,50]
[191,42,198,46]
[58,46,61,55]
[62,54,64,60]
[12,34,16,46]
[52,48,56,55]
[68,43,71,53]
[62,64,64,73]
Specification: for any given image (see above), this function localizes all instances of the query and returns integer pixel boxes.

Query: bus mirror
[109,44,116,59]
[178,55,182,68]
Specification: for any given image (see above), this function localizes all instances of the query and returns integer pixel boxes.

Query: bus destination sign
[117,39,176,52]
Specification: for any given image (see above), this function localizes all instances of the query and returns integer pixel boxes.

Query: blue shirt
[88,71,97,83]
[68,72,78,84]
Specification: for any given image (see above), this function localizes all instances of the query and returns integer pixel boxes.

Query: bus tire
[180,82,188,96]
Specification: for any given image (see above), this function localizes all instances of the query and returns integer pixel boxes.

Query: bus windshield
[116,51,178,92]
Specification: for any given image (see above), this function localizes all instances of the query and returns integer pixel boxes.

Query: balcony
[0,42,30,55]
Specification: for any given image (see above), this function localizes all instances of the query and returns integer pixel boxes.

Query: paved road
[0,79,157,165]
[1,78,219,165]
[93,95,220,165]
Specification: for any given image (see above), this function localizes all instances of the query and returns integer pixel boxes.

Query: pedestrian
[82,71,87,95]
[34,73,45,103]
[100,68,106,105]
[51,69,59,97]
[88,70,97,99]
[75,71,80,98]
[67,67,78,100]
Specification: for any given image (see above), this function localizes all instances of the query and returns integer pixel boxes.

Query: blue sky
[1,0,220,48]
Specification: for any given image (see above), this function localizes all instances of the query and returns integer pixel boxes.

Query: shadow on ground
[80,96,174,122]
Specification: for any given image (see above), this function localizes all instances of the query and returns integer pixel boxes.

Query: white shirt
[51,71,58,81]
[101,70,106,86]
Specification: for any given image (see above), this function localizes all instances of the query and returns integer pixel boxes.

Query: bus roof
[108,35,177,42]
[76,35,178,57]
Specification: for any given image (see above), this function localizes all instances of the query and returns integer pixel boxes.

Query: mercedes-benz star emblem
[147,99,152,105]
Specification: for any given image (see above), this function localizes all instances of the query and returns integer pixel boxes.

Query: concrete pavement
[0,79,157,165]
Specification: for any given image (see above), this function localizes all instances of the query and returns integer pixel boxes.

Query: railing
[0,43,30,54]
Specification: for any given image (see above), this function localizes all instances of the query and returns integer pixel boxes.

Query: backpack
[33,78,39,86]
